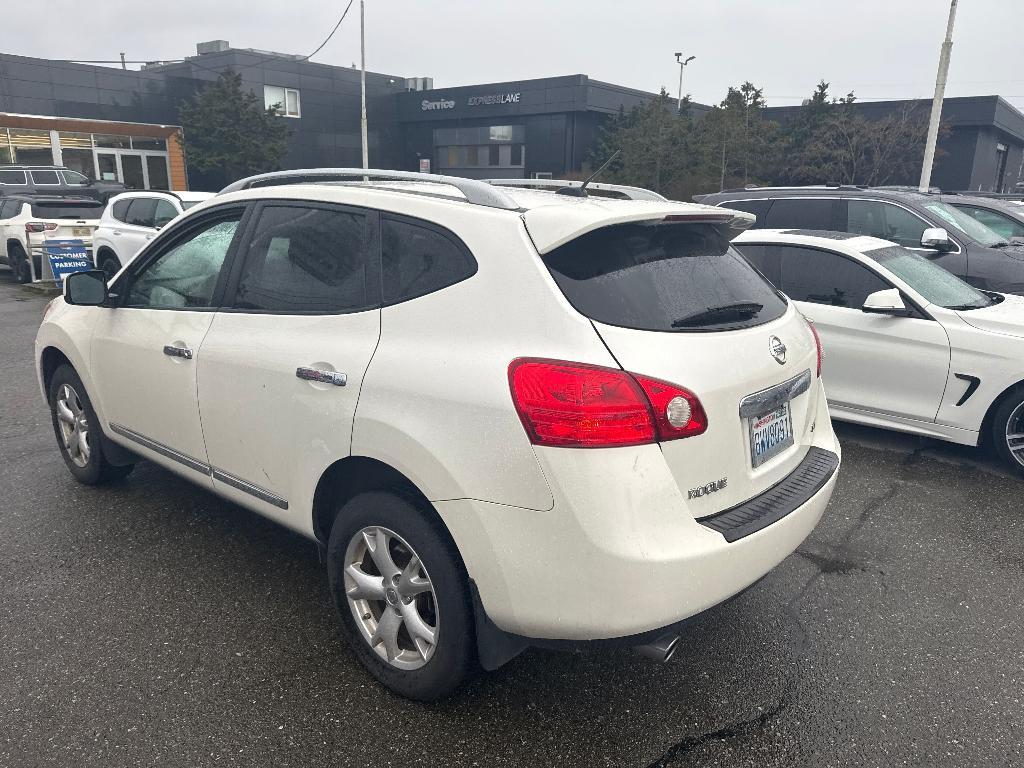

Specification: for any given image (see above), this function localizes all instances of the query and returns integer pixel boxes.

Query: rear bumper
[435,382,840,642]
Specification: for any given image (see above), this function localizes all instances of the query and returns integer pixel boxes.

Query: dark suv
[696,186,1024,295]
[0,165,124,203]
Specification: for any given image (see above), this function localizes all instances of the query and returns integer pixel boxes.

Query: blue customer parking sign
[45,239,92,285]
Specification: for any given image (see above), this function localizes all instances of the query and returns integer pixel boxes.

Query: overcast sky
[7,0,1024,111]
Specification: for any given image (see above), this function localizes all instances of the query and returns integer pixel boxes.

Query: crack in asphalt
[644,447,925,767]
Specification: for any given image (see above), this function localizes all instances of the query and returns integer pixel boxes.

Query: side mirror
[921,227,952,252]
[64,270,108,306]
[862,288,911,317]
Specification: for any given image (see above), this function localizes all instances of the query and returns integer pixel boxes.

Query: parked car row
[0,182,211,282]
[26,169,1024,703]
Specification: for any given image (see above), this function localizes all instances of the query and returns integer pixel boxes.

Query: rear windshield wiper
[671,302,764,328]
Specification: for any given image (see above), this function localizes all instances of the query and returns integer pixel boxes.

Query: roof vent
[405,77,434,92]
[196,40,230,55]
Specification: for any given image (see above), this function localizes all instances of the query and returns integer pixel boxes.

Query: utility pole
[919,0,958,193]
[360,0,369,170]
[674,53,695,114]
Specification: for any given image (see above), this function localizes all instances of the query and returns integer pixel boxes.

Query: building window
[489,125,514,142]
[511,144,523,166]
[488,145,500,166]
[265,85,301,118]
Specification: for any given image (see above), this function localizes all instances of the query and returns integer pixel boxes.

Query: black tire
[10,244,31,284]
[991,389,1024,476]
[98,253,121,280]
[48,364,135,485]
[327,491,474,701]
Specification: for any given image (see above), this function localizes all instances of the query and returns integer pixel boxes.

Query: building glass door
[121,154,145,190]
[96,152,119,182]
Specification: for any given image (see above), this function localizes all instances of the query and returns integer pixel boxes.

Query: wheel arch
[979,379,1024,447]
[40,345,73,400]
[311,456,465,567]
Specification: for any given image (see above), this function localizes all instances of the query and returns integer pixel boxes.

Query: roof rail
[219,168,521,211]
[484,178,668,202]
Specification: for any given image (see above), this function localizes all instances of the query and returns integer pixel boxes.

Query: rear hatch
[529,210,823,517]
[30,199,104,243]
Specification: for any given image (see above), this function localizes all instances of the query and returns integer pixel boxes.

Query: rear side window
[111,199,131,222]
[126,198,157,227]
[30,170,60,185]
[0,200,22,219]
[29,201,103,219]
[763,198,836,230]
[720,199,771,225]
[154,199,178,228]
[543,223,788,332]
[232,204,374,314]
[0,171,26,185]
[381,216,477,304]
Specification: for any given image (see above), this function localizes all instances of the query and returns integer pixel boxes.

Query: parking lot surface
[2,270,1023,768]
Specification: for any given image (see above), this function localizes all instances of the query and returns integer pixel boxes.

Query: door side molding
[108,422,288,509]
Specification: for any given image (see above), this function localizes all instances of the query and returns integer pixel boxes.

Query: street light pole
[674,53,695,114]
[919,0,958,193]
[360,0,368,171]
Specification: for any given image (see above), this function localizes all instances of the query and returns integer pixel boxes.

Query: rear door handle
[163,344,193,360]
[296,366,347,387]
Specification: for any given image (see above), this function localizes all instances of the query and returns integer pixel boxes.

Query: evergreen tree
[179,71,290,185]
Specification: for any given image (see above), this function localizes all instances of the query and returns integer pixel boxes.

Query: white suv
[0,195,104,282]
[36,169,840,700]
[92,191,213,277]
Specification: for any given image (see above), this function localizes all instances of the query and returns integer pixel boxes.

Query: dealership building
[0,42,1021,193]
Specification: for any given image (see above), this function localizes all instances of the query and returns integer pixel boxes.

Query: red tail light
[25,222,58,233]
[508,358,707,448]
[806,318,822,376]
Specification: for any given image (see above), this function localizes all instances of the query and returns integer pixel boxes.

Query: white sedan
[734,229,1024,473]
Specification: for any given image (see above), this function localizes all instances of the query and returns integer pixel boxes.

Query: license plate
[748,402,793,468]
[73,227,91,237]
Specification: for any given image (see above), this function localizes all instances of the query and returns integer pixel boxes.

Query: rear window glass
[30,201,104,219]
[543,223,788,332]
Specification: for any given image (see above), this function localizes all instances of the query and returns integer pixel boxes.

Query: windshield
[865,245,993,309]
[542,222,788,332]
[921,201,1007,247]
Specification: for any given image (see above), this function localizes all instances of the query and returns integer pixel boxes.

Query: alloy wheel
[343,526,439,670]
[55,383,91,468]
[1006,402,1024,469]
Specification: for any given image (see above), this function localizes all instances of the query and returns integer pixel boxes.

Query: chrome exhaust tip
[634,634,680,663]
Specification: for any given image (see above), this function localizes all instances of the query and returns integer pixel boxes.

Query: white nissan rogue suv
[36,169,840,700]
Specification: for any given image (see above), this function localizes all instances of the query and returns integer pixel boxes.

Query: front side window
[264,85,300,117]
[382,217,476,304]
[30,170,60,185]
[232,205,371,313]
[544,223,788,332]
[153,200,178,228]
[846,200,927,248]
[61,171,90,186]
[745,244,889,309]
[125,214,241,309]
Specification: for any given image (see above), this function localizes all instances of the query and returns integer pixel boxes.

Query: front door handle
[163,344,193,360]
[112,230,122,236]
[296,366,347,387]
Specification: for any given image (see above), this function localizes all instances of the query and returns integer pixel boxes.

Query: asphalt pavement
[2,269,1023,767]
